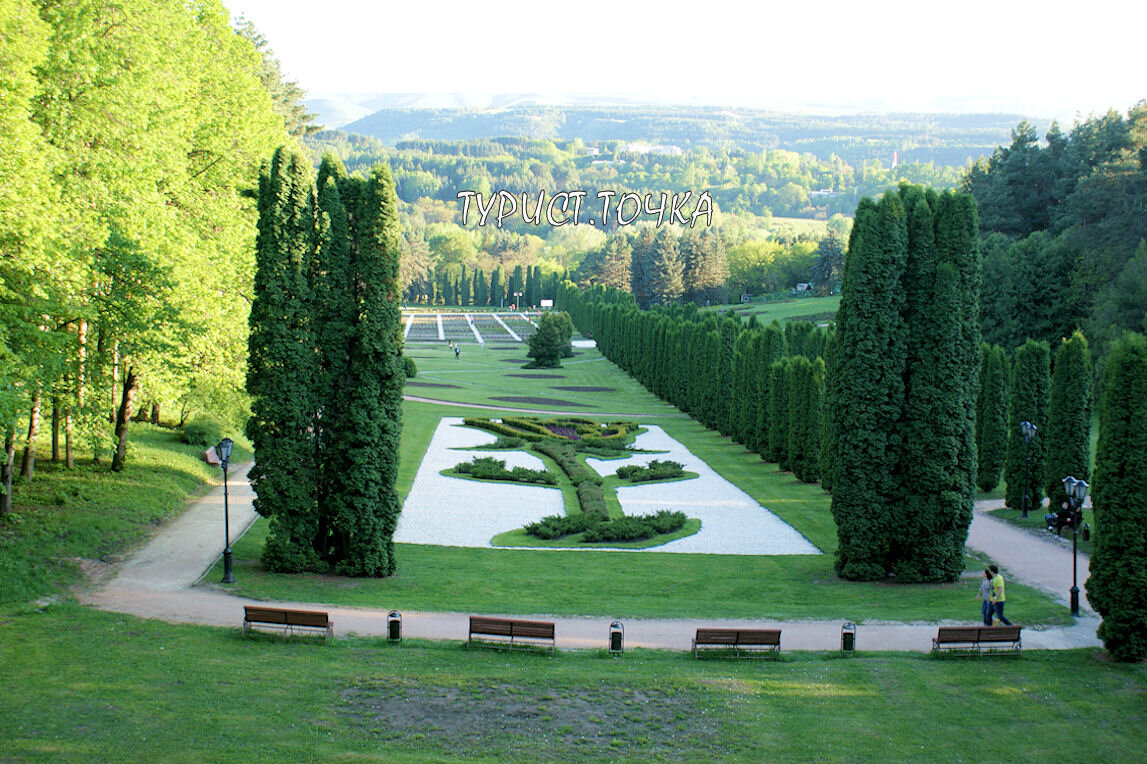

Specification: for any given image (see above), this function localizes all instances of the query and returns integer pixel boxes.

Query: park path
[79,463,1102,653]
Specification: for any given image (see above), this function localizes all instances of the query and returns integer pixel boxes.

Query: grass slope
[1,605,1144,762]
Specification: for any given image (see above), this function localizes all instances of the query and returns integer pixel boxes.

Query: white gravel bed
[394,418,563,547]
[586,426,821,555]
[571,339,597,348]
[398,418,821,555]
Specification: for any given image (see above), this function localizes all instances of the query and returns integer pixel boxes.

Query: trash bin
[387,610,402,643]
[609,620,624,655]
[841,621,856,652]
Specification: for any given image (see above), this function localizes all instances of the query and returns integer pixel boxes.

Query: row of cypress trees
[246,146,405,576]
[556,284,830,484]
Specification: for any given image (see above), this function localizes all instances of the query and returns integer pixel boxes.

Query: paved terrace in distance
[80,456,1102,653]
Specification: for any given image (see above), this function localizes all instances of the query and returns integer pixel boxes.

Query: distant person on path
[989,564,1013,625]
[978,569,994,625]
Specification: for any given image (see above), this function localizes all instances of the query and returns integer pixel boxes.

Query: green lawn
[2,604,1144,763]
[707,294,841,325]
[404,341,681,416]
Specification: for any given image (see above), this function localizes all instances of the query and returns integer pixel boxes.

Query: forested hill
[341,104,1030,167]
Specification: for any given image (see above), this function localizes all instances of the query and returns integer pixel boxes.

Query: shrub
[180,413,226,449]
[455,456,555,485]
[403,355,418,378]
[616,460,685,482]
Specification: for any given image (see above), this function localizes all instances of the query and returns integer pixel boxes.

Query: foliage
[975,344,1010,492]
[1044,331,1092,507]
[454,456,556,485]
[828,187,980,582]
[248,148,405,576]
[1002,339,1051,512]
[179,414,226,449]
[403,355,418,378]
[615,460,685,482]
[1087,332,1147,661]
[525,311,574,368]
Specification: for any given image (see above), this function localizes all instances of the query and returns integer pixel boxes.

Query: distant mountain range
[306,93,1036,166]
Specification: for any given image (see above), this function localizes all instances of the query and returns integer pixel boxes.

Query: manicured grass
[0,425,251,605]
[2,604,1144,762]
[708,294,841,325]
[403,341,681,415]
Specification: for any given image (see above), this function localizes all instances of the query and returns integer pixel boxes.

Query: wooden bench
[692,628,781,657]
[242,606,333,643]
[468,616,555,654]
[932,625,1022,655]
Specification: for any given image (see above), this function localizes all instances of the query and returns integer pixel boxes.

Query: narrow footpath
[79,465,1102,653]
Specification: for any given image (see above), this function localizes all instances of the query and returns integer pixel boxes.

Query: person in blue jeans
[989,564,1013,625]
[978,569,994,625]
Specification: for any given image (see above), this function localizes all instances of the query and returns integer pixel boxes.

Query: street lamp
[1061,475,1088,616]
[513,291,523,311]
[215,437,235,584]
[1020,420,1037,518]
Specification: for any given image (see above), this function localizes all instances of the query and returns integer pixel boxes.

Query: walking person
[989,564,1012,625]
[977,569,994,626]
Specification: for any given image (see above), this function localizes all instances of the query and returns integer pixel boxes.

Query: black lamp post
[1020,420,1036,518]
[215,437,235,584]
[1061,475,1088,616]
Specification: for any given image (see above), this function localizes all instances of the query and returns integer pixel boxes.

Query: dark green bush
[180,413,226,449]
[455,456,555,485]
[403,355,417,378]
[615,460,685,482]
[582,516,654,542]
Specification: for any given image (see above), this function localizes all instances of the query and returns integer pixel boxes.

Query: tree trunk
[150,402,160,425]
[2,425,15,516]
[21,391,41,480]
[65,406,74,469]
[111,366,138,472]
[51,397,60,462]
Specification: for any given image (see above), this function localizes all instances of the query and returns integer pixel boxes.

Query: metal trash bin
[387,610,402,643]
[841,621,856,652]
[609,620,624,655]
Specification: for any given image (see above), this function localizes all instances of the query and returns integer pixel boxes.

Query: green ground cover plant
[448,456,557,485]
[2,604,1143,763]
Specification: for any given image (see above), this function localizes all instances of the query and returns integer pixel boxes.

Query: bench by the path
[691,627,781,657]
[932,625,1022,656]
[468,615,555,654]
[242,605,333,643]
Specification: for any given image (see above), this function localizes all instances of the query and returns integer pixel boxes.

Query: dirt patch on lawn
[506,374,565,379]
[405,381,463,389]
[340,676,724,760]
[551,386,615,393]
[499,358,532,364]
[490,396,588,407]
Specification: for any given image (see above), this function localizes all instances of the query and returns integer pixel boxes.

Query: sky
[222,0,1145,123]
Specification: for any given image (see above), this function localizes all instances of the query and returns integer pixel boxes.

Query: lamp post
[1061,475,1088,616]
[1020,420,1036,518]
[215,437,235,584]
[513,291,523,312]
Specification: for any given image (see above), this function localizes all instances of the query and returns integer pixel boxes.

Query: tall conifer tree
[1003,339,1051,512]
[976,344,1010,492]
[1087,332,1147,661]
[1044,330,1092,508]
[247,146,323,572]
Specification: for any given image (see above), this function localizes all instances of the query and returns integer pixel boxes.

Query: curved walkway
[79,464,1102,653]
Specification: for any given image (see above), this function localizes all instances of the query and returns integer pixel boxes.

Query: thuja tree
[1044,330,1092,509]
[828,187,980,581]
[976,343,1010,492]
[326,163,406,576]
[1087,332,1147,661]
[788,355,824,483]
[891,190,980,582]
[829,194,908,580]
[249,148,405,576]
[1003,338,1050,512]
[247,146,324,572]
[766,358,791,468]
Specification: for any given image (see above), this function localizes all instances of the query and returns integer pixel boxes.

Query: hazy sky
[223,0,1144,122]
